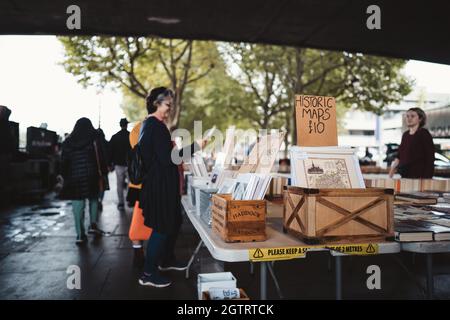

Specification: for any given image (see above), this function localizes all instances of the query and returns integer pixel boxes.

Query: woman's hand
[388,158,399,178]
[388,167,395,178]
[195,138,209,149]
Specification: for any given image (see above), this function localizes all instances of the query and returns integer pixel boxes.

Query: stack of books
[395,219,450,242]
[395,192,439,205]
[190,154,209,178]
[364,178,450,193]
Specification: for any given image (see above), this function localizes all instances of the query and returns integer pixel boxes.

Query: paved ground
[0,173,449,300]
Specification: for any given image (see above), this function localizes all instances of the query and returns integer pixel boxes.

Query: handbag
[93,140,106,192]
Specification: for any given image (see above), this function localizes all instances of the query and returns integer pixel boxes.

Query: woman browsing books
[389,107,435,179]
[138,87,208,288]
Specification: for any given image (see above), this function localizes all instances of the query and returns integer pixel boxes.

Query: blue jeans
[143,230,179,274]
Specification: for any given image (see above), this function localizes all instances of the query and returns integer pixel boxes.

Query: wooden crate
[211,194,266,243]
[283,186,394,244]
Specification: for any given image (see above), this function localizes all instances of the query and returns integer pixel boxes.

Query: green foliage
[220,45,413,142]
[58,36,216,128]
[59,36,413,145]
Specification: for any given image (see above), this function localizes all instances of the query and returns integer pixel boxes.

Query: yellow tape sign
[249,243,379,262]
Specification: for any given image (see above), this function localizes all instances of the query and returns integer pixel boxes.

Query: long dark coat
[60,132,108,200]
[139,116,197,234]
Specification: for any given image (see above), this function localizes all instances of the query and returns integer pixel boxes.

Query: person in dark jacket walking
[60,118,109,244]
[96,128,111,212]
[0,106,15,206]
[109,118,131,210]
[138,87,208,288]
[0,105,14,156]
[389,107,435,178]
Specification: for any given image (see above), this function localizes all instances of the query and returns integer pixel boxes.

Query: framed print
[215,126,236,169]
[239,131,285,174]
[290,146,365,189]
[218,177,236,194]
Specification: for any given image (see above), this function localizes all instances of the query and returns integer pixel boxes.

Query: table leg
[268,261,284,299]
[185,240,203,279]
[426,253,434,300]
[335,255,343,300]
[260,262,267,300]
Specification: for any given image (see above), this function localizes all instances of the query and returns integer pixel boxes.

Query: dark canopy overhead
[1,0,449,64]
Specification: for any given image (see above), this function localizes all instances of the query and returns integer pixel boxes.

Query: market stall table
[181,196,400,300]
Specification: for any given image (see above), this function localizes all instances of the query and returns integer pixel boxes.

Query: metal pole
[426,253,434,299]
[335,255,343,300]
[185,240,203,279]
[260,262,267,300]
[268,261,284,299]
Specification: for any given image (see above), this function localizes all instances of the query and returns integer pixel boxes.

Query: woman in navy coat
[139,87,207,288]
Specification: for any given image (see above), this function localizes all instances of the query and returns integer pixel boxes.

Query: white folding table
[181,196,400,299]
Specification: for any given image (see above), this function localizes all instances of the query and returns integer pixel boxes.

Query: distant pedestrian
[0,106,14,206]
[389,107,435,178]
[60,118,109,244]
[96,128,111,212]
[0,105,14,156]
[109,118,131,210]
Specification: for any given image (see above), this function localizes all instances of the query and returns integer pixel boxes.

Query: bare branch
[107,70,146,98]
[173,40,192,63]
[302,62,345,90]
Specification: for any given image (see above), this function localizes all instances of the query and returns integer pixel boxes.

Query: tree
[58,36,215,129]
[220,43,290,129]
[221,44,413,144]
[120,42,254,134]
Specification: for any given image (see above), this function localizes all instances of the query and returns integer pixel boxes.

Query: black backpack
[127,143,146,185]
[127,124,147,185]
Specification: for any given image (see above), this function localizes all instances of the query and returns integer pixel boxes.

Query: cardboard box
[197,272,237,300]
[202,288,250,300]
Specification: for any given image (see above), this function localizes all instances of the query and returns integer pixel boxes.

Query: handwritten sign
[295,95,337,146]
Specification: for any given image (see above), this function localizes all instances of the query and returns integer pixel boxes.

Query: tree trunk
[291,47,304,146]
[284,111,290,158]
[169,87,182,131]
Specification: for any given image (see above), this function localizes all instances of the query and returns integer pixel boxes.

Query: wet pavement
[1,173,450,300]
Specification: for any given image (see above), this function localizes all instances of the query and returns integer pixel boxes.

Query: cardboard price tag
[296,95,337,147]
